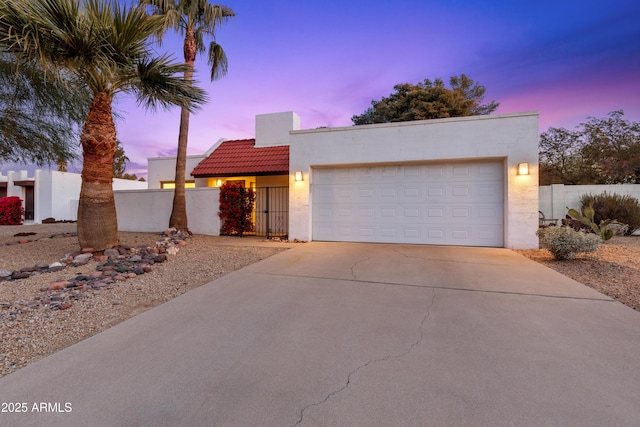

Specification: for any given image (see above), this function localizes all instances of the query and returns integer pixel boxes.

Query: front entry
[253,186,289,238]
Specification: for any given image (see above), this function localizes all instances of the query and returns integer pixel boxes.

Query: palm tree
[0,0,206,250]
[141,0,234,231]
[0,50,91,167]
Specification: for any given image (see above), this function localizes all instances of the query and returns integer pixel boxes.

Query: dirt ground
[516,235,640,312]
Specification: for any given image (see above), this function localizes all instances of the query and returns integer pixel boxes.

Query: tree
[0,51,91,166]
[113,140,130,179]
[121,173,145,181]
[539,111,640,185]
[352,74,499,125]
[538,127,594,185]
[580,111,640,184]
[141,0,234,231]
[0,0,206,250]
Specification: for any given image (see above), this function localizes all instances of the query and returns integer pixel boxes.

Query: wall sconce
[216,179,222,187]
[295,171,304,182]
[517,162,529,175]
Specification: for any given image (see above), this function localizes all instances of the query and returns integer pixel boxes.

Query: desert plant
[0,196,24,225]
[580,192,640,235]
[567,202,614,241]
[536,226,602,260]
[218,183,255,237]
[606,222,630,236]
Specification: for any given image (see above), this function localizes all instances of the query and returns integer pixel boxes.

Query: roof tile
[191,139,289,177]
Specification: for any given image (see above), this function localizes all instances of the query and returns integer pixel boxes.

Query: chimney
[255,111,300,147]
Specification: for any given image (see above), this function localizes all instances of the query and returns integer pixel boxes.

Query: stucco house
[139,110,539,248]
[0,170,146,223]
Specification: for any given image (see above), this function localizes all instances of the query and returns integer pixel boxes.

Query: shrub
[0,196,24,225]
[580,192,640,235]
[607,222,629,236]
[536,226,601,260]
[218,183,255,237]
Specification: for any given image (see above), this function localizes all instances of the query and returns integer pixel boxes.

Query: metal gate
[252,186,288,238]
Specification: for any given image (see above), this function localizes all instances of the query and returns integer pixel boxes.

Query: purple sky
[2,0,639,177]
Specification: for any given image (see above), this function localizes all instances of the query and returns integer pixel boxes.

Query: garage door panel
[312,161,504,247]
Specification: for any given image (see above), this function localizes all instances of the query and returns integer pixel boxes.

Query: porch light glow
[295,171,304,182]
[216,179,222,187]
[517,162,529,175]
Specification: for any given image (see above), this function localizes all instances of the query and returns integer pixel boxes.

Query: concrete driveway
[1,242,639,426]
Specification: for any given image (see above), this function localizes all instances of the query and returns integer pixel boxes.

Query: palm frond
[208,42,227,81]
[131,54,208,112]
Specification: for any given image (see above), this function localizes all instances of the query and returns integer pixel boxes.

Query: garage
[311,161,504,247]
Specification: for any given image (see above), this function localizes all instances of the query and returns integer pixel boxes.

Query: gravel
[517,235,640,312]
[0,223,291,378]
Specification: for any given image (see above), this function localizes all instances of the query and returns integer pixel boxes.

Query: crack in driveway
[349,256,371,280]
[290,288,438,427]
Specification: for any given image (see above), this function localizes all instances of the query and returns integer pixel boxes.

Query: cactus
[567,202,614,241]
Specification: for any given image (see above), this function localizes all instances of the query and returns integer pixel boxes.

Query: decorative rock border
[0,228,191,316]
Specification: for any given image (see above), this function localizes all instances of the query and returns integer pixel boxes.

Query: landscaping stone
[104,249,120,259]
[1,229,193,314]
[72,253,92,265]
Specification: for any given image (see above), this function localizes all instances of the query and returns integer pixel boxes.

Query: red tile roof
[191,139,289,177]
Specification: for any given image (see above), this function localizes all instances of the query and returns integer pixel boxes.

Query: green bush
[580,192,640,235]
[536,226,601,260]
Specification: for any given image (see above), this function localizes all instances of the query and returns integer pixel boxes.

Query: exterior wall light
[517,162,529,175]
[295,171,304,182]
[216,179,222,187]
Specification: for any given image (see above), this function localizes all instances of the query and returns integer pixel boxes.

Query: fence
[115,186,289,238]
[539,184,640,221]
[115,187,220,235]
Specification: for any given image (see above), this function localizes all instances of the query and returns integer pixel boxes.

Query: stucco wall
[147,155,206,189]
[34,170,82,222]
[539,184,640,221]
[289,112,539,249]
[115,187,220,235]
[2,170,146,223]
[255,112,300,147]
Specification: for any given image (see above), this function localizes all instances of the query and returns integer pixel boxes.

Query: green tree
[538,127,594,185]
[121,173,145,181]
[352,74,499,125]
[141,0,234,231]
[113,140,130,179]
[539,111,640,185]
[580,111,640,184]
[0,0,206,250]
[0,51,91,166]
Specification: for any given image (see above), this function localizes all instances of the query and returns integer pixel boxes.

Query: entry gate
[252,186,288,238]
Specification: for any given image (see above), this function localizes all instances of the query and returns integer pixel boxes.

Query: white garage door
[312,161,504,247]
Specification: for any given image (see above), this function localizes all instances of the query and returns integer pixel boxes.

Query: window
[160,181,196,189]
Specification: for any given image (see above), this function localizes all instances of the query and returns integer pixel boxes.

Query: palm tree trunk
[77,92,119,250]
[168,27,197,231]
[168,105,190,229]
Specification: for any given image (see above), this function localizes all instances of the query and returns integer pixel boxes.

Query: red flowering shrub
[0,196,24,225]
[218,183,255,236]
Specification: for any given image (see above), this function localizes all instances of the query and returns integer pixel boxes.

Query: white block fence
[539,184,640,221]
[115,187,220,235]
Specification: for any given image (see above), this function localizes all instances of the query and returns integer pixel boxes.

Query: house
[136,110,539,248]
[288,111,538,249]
[0,170,146,223]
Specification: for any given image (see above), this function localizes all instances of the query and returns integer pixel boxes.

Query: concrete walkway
[1,242,639,426]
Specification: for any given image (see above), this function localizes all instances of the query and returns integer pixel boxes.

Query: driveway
[1,242,639,426]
